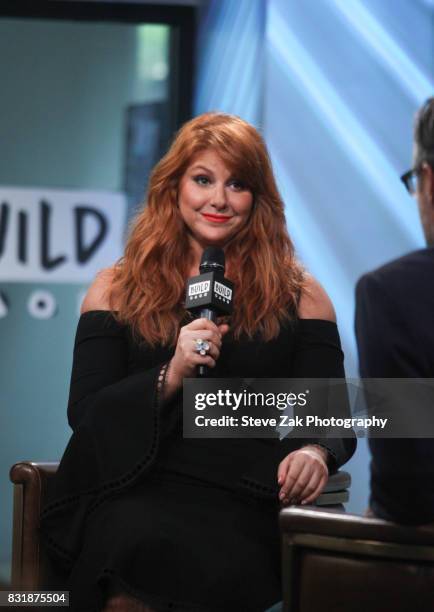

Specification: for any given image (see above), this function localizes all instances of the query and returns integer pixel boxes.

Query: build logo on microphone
[188,280,211,299]
[214,280,232,304]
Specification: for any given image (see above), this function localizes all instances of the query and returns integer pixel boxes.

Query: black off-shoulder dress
[39,311,356,612]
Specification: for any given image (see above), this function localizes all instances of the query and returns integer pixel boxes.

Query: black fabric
[40,311,355,611]
[355,247,434,525]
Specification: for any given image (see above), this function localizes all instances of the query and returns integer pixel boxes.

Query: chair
[308,469,350,508]
[10,462,351,590]
[9,462,61,590]
[279,506,434,612]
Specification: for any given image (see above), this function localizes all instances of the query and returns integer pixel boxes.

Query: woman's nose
[210,183,228,209]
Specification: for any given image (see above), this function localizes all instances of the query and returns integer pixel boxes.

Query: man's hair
[414,97,434,168]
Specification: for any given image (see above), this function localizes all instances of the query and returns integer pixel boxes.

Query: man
[355,97,434,524]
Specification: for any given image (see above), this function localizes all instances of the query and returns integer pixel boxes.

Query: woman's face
[178,149,253,253]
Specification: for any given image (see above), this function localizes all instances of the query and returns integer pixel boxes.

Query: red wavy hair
[111,112,304,345]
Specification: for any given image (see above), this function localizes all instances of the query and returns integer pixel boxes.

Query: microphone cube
[185,272,234,315]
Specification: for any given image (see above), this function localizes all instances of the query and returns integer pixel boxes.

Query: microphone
[185,247,234,377]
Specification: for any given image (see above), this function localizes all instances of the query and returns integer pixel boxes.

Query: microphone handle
[198,308,217,378]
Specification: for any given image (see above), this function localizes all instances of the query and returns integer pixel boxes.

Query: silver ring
[194,338,210,356]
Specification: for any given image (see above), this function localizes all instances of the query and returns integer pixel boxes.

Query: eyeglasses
[400,167,420,195]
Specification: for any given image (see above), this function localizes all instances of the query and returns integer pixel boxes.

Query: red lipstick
[202,213,231,223]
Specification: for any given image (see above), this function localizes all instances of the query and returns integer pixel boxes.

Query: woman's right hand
[165,318,230,394]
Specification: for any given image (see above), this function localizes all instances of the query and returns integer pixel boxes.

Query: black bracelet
[156,361,171,403]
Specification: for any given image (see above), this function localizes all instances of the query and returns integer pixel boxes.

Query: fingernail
[279,492,285,500]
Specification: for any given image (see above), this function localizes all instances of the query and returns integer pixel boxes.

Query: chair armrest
[10,461,59,488]
[313,470,350,505]
[9,462,59,589]
[323,470,351,493]
[279,507,434,612]
[279,506,434,547]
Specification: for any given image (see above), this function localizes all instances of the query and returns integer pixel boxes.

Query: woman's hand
[165,318,230,395]
[277,445,329,506]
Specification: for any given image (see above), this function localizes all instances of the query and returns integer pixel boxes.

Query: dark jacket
[355,247,434,524]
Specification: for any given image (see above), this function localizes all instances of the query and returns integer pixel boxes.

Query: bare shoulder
[298,274,336,322]
[80,267,117,313]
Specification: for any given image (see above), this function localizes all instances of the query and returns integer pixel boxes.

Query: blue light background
[195,0,434,512]
[1,2,432,581]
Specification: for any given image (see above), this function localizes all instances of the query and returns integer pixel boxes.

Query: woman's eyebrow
[189,165,214,174]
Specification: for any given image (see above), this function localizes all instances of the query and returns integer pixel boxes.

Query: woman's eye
[229,180,247,191]
[193,175,210,185]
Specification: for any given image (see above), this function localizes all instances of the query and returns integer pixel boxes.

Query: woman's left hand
[277,445,329,505]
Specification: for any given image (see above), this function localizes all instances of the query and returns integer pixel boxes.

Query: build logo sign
[0,187,126,318]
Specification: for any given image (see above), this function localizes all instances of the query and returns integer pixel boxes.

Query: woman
[40,112,356,611]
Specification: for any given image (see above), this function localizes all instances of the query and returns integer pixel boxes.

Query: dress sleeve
[67,310,131,430]
[290,318,357,471]
[39,311,175,569]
